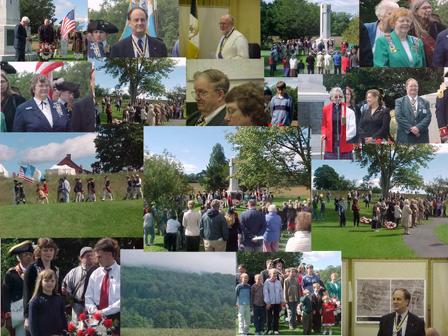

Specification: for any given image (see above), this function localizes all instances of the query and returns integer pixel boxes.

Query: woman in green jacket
[374,8,425,67]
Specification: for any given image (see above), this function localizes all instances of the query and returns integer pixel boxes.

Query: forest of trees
[121,267,235,330]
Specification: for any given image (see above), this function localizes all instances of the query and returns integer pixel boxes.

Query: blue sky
[312,146,448,189]
[144,126,237,174]
[302,251,341,270]
[94,58,186,99]
[0,133,97,176]
[54,0,89,26]
[263,0,358,15]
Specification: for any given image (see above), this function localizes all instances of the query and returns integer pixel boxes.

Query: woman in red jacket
[321,87,354,159]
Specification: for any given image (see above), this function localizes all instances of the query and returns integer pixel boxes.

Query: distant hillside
[121,266,235,330]
[0,172,139,205]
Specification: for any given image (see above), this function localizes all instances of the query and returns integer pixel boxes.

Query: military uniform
[86,20,118,59]
[436,83,448,142]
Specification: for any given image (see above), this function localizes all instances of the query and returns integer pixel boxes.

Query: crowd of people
[1,65,96,133]
[313,189,447,234]
[144,189,312,252]
[320,76,448,160]
[1,238,120,336]
[268,39,359,76]
[98,96,184,125]
[235,260,341,335]
[361,0,448,67]
[12,175,142,205]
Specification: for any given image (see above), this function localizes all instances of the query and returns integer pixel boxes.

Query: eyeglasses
[191,90,210,98]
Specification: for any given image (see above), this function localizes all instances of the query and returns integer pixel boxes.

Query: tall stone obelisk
[320,4,331,41]
[0,0,20,60]
[227,158,239,193]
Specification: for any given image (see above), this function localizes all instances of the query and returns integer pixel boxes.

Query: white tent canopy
[0,163,9,177]
[46,164,76,176]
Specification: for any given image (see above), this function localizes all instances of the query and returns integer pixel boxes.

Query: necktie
[99,42,105,57]
[98,268,111,310]
[218,37,225,59]
[40,101,46,110]
[411,98,417,117]
[138,38,144,53]
[396,314,402,336]
[196,116,206,126]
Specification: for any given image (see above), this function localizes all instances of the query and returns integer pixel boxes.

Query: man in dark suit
[435,71,448,143]
[14,17,30,61]
[239,199,266,252]
[13,74,69,132]
[377,288,425,336]
[110,7,167,58]
[186,69,229,126]
[395,78,431,144]
[70,70,96,132]
[433,28,448,67]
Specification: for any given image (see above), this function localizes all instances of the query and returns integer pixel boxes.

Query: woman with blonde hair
[28,269,66,335]
[358,89,391,143]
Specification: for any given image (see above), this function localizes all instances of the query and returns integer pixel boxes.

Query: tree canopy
[94,124,143,172]
[238,252,303,274]
[354,144,436,197]
[200,144,229,192]
[99,58,176,103]
[314,164,357,191]
[143,151,191,210]
[226,127,311,190]
[121,267,235,330]
[20,0,55,34]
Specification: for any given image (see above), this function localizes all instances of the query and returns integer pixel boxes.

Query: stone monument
[320,4,331,41]
[227,157,240,193]
[0,0,20,60]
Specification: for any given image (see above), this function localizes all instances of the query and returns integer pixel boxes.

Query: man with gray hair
[62,247,94,321]
[199,199,229,251]
[187,69,230,126]
[14,17,30,61]
[240,199,266,252]
[216,14,249,59]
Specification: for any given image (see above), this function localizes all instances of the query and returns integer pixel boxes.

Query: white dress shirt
[216,28,249,59]
[182,209,202,236]
[204,104,226,125]
[394,310,408,336]
[131,34,149,57]
[85,261,120,316]
[33,97,53,127]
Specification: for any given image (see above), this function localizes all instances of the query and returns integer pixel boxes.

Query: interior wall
[430,260,448,335]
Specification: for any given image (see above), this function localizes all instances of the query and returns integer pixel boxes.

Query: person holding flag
[110,6,167,58]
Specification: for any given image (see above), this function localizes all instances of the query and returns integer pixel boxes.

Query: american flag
[61,9,76,39]
[18,165,35,184]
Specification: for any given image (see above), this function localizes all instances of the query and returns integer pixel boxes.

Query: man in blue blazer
[13,75,69,132]
[14,17,30,61]
[433,28,448,67]
[395,78,431,144]
[110,7,167,58]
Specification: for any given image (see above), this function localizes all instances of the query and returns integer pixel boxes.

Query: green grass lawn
[121,328,235,336]
[0,200,142,237]
[312,200,417,258]
[434,223,448,244]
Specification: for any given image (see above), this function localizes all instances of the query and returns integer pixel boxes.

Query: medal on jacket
[54,102,63,117]
[393,312,408,335]
[385,34,397,53]
[132,36,147,58]
[90,42,101,58]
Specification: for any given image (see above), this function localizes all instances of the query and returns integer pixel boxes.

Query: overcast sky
[121,250,236,274]
[263,0,359,15]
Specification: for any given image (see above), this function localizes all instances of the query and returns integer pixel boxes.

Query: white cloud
[0,144,16,161]
[174,58,186,67]
[182,162,198,174]
[20,133,96,164]
[88,0,103,12]
[435,144,448,154]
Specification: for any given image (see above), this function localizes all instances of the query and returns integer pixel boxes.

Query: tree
[94,124,143,172]
[165,85,186,105]
[331,12,352,36]
[20,0,55,34]
[238,252,303,275]
[99,58,176,103]
[354,144,436,197]
[341,16,360,45]
[226,127,311,190]
[313,165,342,190]
[424,177,448,198]
[200,144,229,192]
[54,62,92,98]
[143,152,191,210]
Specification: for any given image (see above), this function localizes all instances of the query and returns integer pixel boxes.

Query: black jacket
[14,24,27,50]
[110,35,167,58]
[377,312,425,336]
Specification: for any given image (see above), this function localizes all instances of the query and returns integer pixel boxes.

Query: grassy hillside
[0,173,138,205]
[121,328,234,336]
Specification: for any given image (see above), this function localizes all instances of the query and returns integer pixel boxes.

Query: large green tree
[237,252,303,274]
[20,0,55,33]
[354,144,436,197]
[226,127,311,190]
[341,16,359,45]
[313,165,342,190]
[331,12,352,36]
[200,143,229,192]
[143,152,191,210]
[94,124,143,172]
[99,58,176,103]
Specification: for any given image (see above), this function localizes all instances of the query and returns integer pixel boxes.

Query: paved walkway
[403,217,448,257]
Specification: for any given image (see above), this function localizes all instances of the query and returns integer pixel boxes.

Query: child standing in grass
[251,274,265,336]
[321,295,336,335]
[236,273,251,336]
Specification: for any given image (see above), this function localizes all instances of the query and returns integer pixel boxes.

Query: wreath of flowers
[67,312,114,336]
